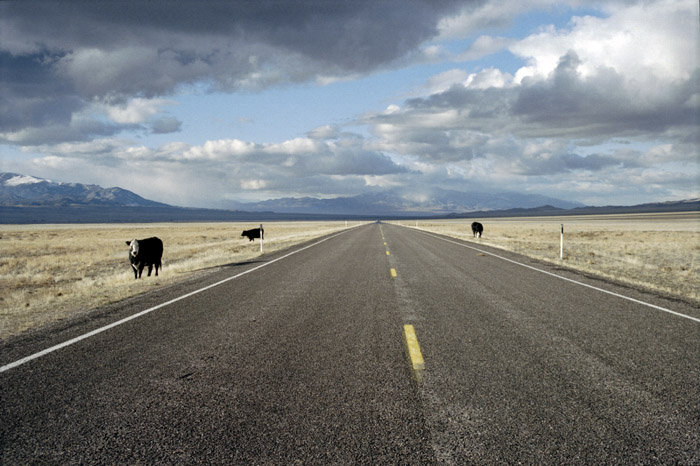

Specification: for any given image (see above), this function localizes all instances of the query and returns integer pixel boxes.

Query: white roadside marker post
[560,224,564,260]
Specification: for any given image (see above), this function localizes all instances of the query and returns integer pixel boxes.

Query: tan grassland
[2,214,698,340]
[404,211,700,306]
[1,221,364,340]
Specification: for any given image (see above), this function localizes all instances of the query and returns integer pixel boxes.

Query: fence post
[260,224,264,253]
[560,224,564,260]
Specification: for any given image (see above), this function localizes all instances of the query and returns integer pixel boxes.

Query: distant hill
[229,187,584,216]
[0,173,169,208]
[447,199,700,218]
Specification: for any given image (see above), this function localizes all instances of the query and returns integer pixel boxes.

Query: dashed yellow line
[386,251,391,255]
[390,268,397,278]
[403,324,425,378]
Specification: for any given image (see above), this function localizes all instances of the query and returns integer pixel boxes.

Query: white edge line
[401,225,700,325]
[1,226,362,373]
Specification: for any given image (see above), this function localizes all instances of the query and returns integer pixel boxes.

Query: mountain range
[1,172,696,224]
[0,173,168,208]
[228,188,584,216]
[1,172,582,214]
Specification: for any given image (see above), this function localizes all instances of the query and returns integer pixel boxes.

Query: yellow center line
[390,268,397,278]
[403,324,425,378]
[386,251,391,255]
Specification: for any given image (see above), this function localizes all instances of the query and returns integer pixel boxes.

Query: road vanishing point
[2,223,699,464]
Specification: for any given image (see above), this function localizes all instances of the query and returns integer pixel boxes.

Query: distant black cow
[471,222,483,238]
[241,227,264,242]
[126,237,163,279]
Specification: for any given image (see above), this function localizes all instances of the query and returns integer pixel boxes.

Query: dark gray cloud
[150,116,182,134]
[397,56,698,143]
[510,151,638,176]
[363,47,697,175]
[0,0,478,144]
[513,52,698,138]
[0,52,77,131]
[2,1,464,59]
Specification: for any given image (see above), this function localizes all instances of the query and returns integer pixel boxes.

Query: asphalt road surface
[2,223,699,464]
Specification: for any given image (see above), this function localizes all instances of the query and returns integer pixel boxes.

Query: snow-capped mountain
[0,173,169,207]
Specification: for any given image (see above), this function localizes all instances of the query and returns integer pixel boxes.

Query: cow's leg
[131,264,138,279]
[147,263,153,276]
[138,264,145,278]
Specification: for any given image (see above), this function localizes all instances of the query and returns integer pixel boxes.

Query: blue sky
[1,0,697,208]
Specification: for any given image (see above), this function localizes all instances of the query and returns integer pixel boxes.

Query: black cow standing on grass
[471,222,484,238]
[241,227,263,242]
[126,237,163,279]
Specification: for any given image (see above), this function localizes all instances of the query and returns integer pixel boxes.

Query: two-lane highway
[2,222,699,464]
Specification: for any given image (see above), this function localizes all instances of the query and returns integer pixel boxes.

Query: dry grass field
[405,211,699,306]
[2,214,698,340]
[0,221,363,340]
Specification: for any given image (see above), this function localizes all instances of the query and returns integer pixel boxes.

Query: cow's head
[126,239,139,258]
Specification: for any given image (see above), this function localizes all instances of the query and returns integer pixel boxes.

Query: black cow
[241,228,264,241]
[471,222,483,238]
[126,237,163,279]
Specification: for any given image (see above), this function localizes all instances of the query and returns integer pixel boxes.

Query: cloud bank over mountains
[1,0,697,208]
